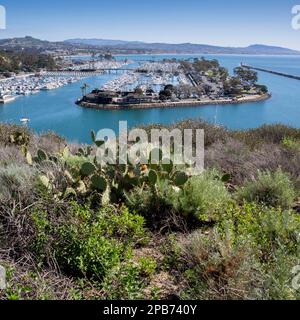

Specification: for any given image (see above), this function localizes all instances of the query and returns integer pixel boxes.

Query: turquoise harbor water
[0,54,300,143]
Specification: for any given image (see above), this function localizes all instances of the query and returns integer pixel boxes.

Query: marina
[1,54,300,143]
[0,74,86,98]
[78,58,269,110]
[100,60,212,93]
[0,57,134,100]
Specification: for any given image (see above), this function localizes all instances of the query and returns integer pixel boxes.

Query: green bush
[174,170,232,222]
[102,257,157,300]
[52,204,146,280]
[236,170,295,208]
[282,137,300,152]
[127,170,231,225]
[216,203,300,299]
[179,203,300,300]
[125,180,178,229]
[220,203,300,258]
[263,248,300,300]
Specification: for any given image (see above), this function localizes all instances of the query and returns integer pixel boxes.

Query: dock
[242,64,300,80]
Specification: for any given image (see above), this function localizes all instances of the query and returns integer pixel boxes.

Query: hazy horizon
[2,35,299,51]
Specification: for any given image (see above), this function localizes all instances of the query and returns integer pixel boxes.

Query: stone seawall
[77,94,271,111]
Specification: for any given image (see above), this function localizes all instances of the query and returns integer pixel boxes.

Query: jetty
[242,64,300,80]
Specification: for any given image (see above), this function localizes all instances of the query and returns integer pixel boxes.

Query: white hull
[0,95,16,103]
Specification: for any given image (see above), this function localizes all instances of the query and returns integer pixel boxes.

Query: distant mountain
[240,44,299,55]
[65,39,300,55]
[0,36,49,47]
[0,37,298,55]
[65,38,145,47]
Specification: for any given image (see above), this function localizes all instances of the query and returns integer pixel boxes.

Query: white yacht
[0,94,16,104]
[20,118,30,124]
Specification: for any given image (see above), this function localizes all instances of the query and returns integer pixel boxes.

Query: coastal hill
[0,36,70,51]
[0,36,299,55]
[65,38,300,55]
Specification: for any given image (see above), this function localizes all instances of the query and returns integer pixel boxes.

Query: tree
[223,77,243,96]
[164,84,175,92]
[255,84,268,94]
[176,84,193,99]
[134,87,144,95]
[81,83,90,97]
[219,67,229,81]
[159,89,173,101]
[234,67,258,86]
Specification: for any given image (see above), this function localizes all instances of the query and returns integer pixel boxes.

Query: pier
[242,64,300,80]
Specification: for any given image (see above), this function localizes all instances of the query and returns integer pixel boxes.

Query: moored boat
[0,94,16,103]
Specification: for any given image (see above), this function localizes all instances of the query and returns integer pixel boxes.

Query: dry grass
[178,230,264,300]
[0,256,80,300]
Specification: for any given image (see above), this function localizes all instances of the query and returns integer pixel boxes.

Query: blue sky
[1,0,300,49]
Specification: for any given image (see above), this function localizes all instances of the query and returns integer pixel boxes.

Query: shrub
[0,164,37,202]
[231,124,300,148]
[282,137,300,152]
[205,139,252,185]
[263,248,300,300]
[125,180,179,230]
[0,123,32,146]
[29,131,67,156]
[216,203,300,299]
[0,260,80,300]
[174,170,232,222]
[219,203,300,259]
[236,170,295,208]
[179,230,264,300]
[102,257,157,300]
[139,119,229,147]
[64,155,93,177]
[179,203,300,300]
[53,204,146,280]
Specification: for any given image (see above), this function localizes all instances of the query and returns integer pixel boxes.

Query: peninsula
[76,58,270,110]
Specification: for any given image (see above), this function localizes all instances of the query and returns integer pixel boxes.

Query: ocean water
[0,54,300,143]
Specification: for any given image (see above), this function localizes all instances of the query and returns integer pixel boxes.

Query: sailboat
[214,105,222,128]
[20,100,30,125]
[20,117,30,124]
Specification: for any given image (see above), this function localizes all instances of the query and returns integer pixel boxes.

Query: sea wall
[77,93,271,111]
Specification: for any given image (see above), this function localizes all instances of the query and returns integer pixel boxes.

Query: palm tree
[81,83,90,97]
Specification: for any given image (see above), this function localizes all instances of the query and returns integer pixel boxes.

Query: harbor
[0,57,134,104]
[77,58,270,110]
[0,54,299,144]
[0,74,86,103]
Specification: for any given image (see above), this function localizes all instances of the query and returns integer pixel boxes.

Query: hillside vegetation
[0,50,57,75]
[0,120,300,300]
